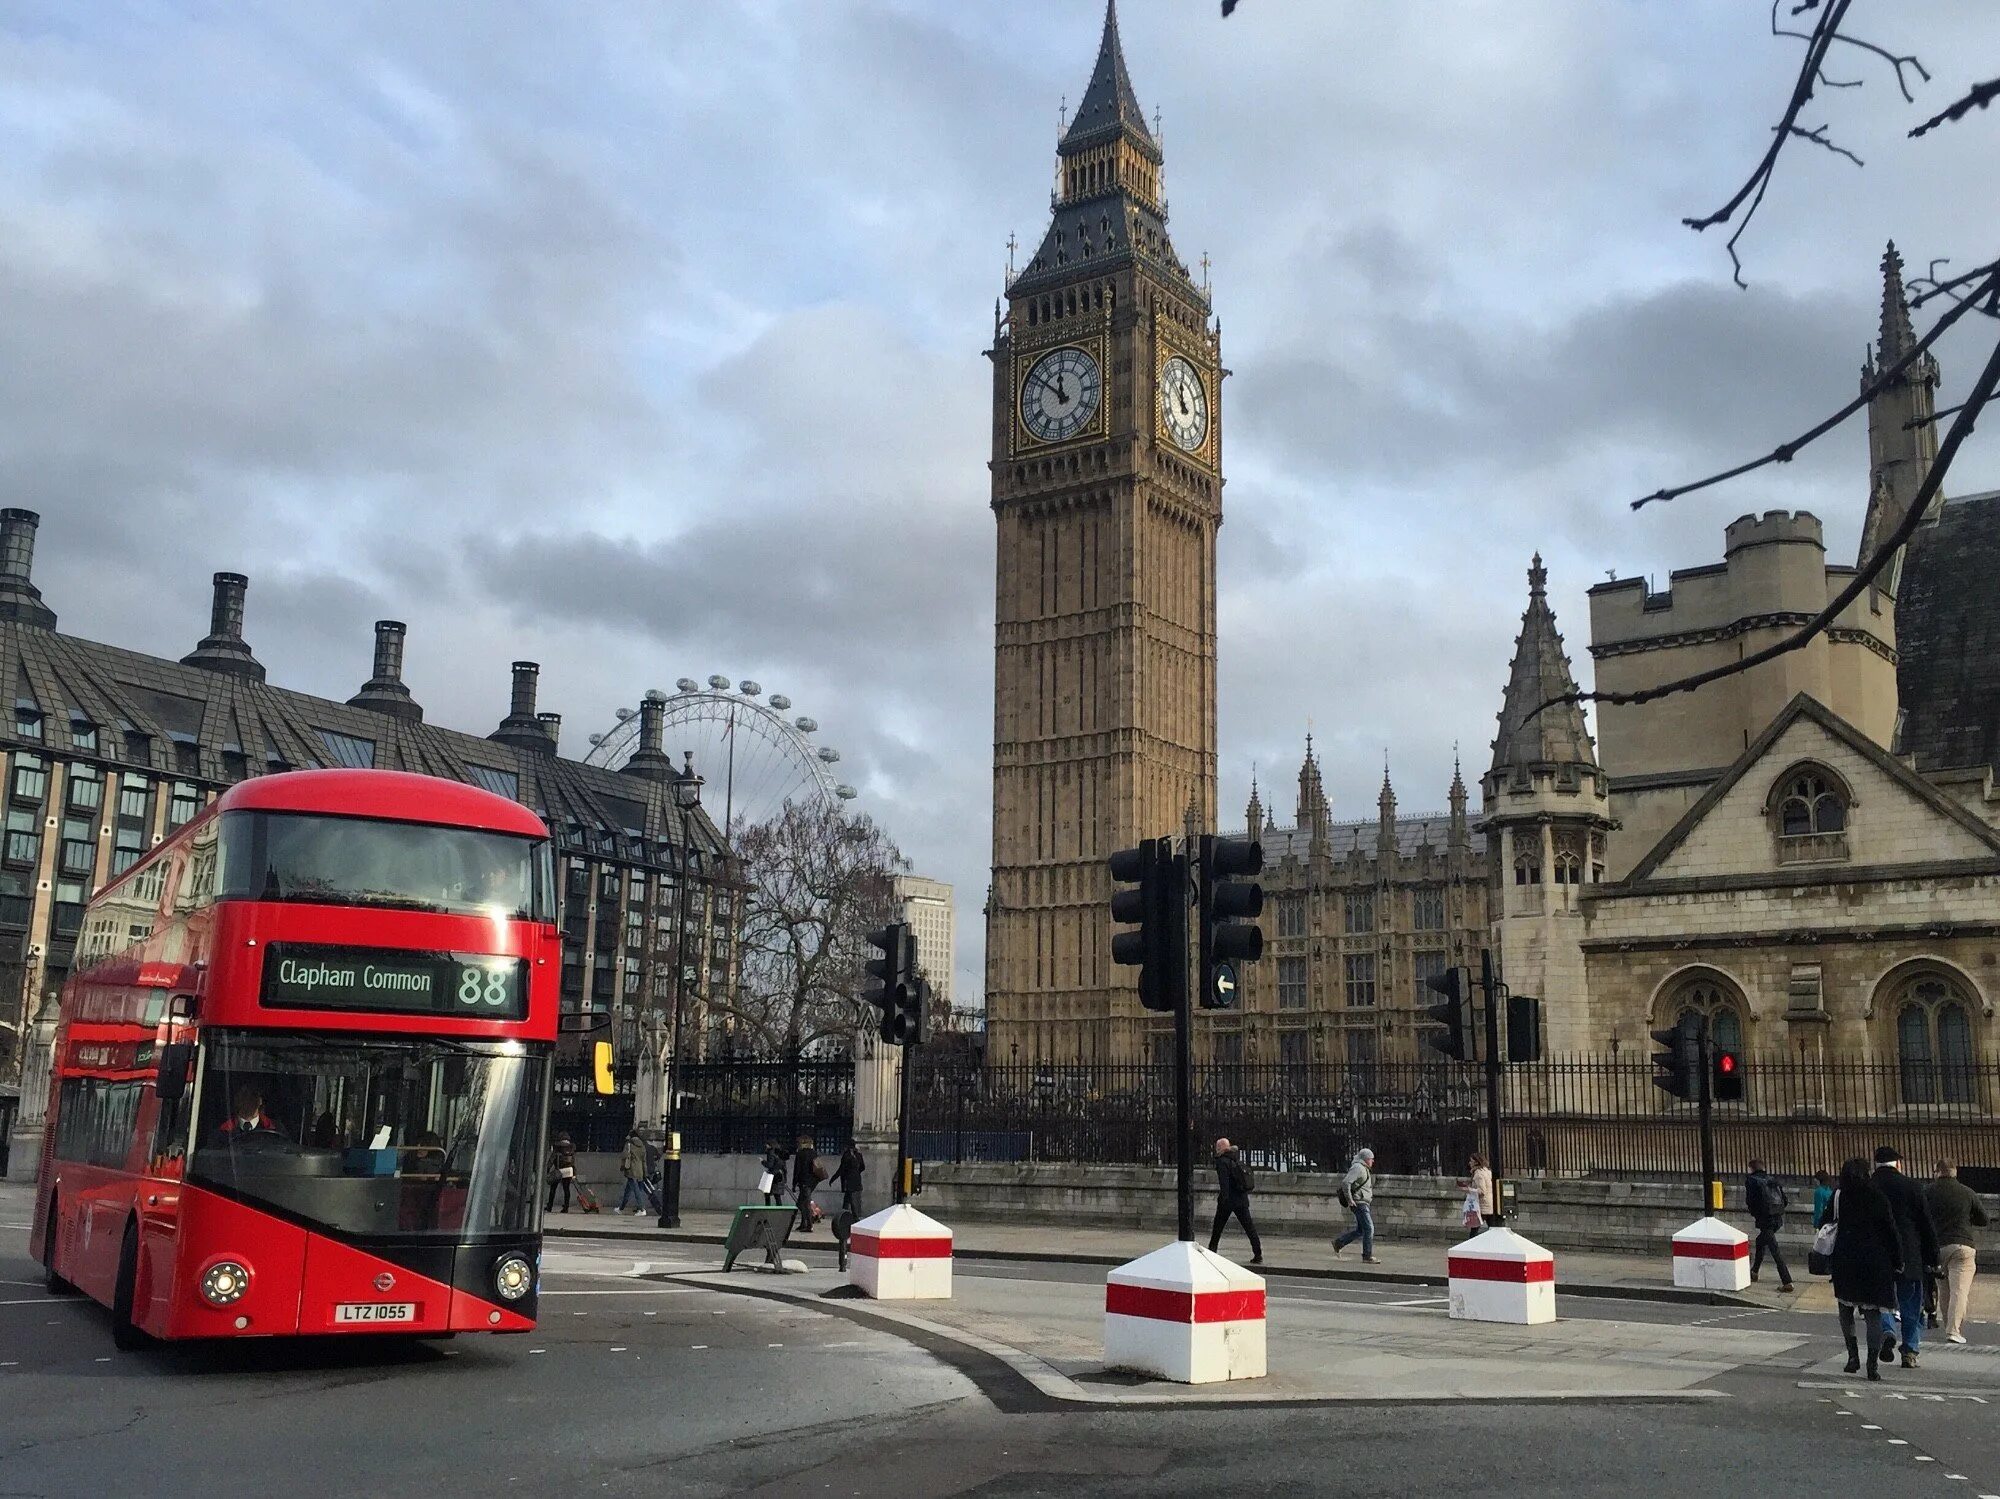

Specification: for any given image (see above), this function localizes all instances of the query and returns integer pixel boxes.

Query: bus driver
[214,1084,284,1144]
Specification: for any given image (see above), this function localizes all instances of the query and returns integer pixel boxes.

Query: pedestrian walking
[1828,1156,1903,1381]
[792,1135,823,1233]
[1873,1145,1941,1368]
[1924,1158,1990,1346]
[544,1132,577,1214]
[759,1140,791,1206]
[1458,1153,1495,1238]
[1207,1138,1263,1264]
[1332,1147,1378,1262]
[1744,1159,1796,1292]
[1811,1169,1836,1228]
[833,1142,866,1218]
[617,1129,656,1215]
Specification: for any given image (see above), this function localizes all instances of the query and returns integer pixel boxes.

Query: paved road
[7,1208,2000,1497]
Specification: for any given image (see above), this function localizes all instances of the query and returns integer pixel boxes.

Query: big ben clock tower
[986,0,1223,1065]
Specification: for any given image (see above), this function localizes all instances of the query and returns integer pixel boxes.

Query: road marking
[0,1297,66,1308]
[610,1346,627,1353]
[1380,1297,1450,1308]
[1863,1425,1882,1430]
[539,1288,693,1297]
[528,1349,546,1355]
[1887,1439,1908,1445]
[0,1222,35,1230]
[1915,1456,1935,1462]
[767,1343,782,1348]
[691,1345,707,1350]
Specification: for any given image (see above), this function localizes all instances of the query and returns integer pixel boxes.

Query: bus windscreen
[218,811,554,921]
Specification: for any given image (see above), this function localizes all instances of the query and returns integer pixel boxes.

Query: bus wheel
[110,1223,151,1351]
[41,1196,76,1296]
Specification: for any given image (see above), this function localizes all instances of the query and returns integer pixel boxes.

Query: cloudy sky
[4,1,1997,1004]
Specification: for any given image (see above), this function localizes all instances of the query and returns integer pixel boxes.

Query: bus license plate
[335,1302,417,1324]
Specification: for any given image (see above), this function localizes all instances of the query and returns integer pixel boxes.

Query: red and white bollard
[1670,1215,1751,1292]
[1447,1227,1556,1325]
[1103,1241,1266,1385]
[846,1203,953,1300]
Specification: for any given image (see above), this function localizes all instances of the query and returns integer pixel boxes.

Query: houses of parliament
[987,4,2000,1085]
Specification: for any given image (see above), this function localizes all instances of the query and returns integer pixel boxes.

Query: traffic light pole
[1480,948,1505,1227]
[1696,1018,1718,1216]
[1175,845,1195,1245]
[895,1031,916,1206]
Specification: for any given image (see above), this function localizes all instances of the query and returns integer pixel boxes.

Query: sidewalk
[686,1263,1804,1405]
[549,1206,2000,1322]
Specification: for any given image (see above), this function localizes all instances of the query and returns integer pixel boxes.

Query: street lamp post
[658,754,705,1230]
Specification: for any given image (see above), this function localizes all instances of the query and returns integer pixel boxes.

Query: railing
[1777,831,1849,864]
[905,1053,2000,1187]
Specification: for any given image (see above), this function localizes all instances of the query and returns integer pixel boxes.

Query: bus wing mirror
[592,1041,615,1096]
[156,1041,195,1103]
[168,992,198,1022]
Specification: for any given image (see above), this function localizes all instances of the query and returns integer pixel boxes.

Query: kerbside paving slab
[682,1259,1811,1406]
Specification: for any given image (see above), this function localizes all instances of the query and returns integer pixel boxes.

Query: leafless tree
[712,800,907,1054]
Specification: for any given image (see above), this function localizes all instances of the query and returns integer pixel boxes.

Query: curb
[686,1272,1729,1409]
[543,1222,1763,1310]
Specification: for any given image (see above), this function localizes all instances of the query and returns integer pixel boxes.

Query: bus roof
[215,769,551,838]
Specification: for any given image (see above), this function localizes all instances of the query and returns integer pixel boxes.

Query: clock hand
[1056,374,1070,403]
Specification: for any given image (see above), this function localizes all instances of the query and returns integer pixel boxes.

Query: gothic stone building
[985,2,1225,1064]
[1490,246,2000,1090]
[0,510,742,1120]
[1219,746,1488,1070]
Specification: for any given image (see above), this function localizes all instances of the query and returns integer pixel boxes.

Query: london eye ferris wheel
[583,676,858,843]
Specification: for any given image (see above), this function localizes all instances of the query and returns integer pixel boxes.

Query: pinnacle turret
[1245,769,1263,834]
[1061,1,1159,160]
[1879,240,1916,363]
[1489,555,1596,779]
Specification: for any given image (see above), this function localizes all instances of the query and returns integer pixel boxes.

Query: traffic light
[1712,1045,1744,1103]
[1506,993,1543,1063]
[1198,835,1264,1010]
[1110,837,1187,1013]
[864,921,922,1046]
[1651,1017,1700,1100]
[1423,966,1471,1060]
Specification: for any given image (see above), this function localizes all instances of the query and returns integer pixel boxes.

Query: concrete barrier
[1104,1241,1266,1384]
[1448,1228,1555,1325]
[848,1204,952,1300]
[1670,1216,1751,1292]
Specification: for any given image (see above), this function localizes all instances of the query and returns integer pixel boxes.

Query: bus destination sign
[261,943,528,1020]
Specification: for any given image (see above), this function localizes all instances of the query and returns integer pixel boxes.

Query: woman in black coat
[791,1135,820,1233]
[1829,1155,1904,1380]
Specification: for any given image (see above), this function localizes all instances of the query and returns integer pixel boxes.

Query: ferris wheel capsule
[615,707,635,722]
[675,678,699,693]
[794,717,816,733]
[645,688,667,704]
[588,733,605,747]
[769,695,791,711]
[738,680,761,696]
[707,674,730,690]
[817,747,840,764]
[835,784,858,800]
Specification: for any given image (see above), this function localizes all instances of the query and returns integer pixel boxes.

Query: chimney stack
[621,689,673,780]
[535,711,562,751]
[0,509,57,629]
[347,620,423,721]
[180,571,266,680]
[490,661,554,752]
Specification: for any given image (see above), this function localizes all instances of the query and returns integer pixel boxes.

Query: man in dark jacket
[1874,1145,1941,1367]
[1744,1159,1795,1291]
[832,1143,866,1218]
[1925,1158,1990,1345]
[1207,1137,1263,1264]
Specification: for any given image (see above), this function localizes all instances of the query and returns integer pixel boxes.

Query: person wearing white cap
[1333,1147,1378,1262]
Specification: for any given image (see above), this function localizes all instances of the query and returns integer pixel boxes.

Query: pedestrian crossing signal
[1712,1047,1744,1103]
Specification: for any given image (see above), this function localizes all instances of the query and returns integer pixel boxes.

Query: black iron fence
[548,1054,855,1156]
[905,1053,2000,1187]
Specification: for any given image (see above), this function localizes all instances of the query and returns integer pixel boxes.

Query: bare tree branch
[1772,0,1930,102]
[1632,271,1996,508]
[1689,0,1854,286]
[1785,123,1864,165]
[1544,319,2000,715]
[1911,76,2000,136]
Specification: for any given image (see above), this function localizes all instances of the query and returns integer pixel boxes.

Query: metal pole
[895,1034,916,1204]
[1174,840,1194,1244]
[1481,948,1505,1226]
[656,801,692,1230]
[1697,1018,1719,1215]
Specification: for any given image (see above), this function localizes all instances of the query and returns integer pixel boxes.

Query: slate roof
[1896,489,2000,774]
[1241,815,1462,865]
[1060,1,1159,158]
[0,618,731,867]
[1489,555,1597,776]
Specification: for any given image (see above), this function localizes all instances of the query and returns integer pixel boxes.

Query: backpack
[1336,1180,1353,1209]
[1238,1159,1256,1195]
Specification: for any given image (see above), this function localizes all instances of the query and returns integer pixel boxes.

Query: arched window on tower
[1895,974,1977,1105]
[1772,765,1850,864]
[1513,849,1541,886]
[1665,976,1746,1058]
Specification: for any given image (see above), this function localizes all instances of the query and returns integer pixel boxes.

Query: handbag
[1807,1191,1838,1276]
[558,1165,575,1180]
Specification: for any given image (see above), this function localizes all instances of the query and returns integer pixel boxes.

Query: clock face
[1020,346,1102,444]
[1159,355,1208,452]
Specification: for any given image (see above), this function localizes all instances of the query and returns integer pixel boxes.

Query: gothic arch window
[1551,831,1584,888]
[1513,848,1541,886]
[1895,974,1978,1105]
[1662,976,1746,1055]
[1769,762,1851,863]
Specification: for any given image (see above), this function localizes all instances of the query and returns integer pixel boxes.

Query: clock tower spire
[986,2,1224,1066]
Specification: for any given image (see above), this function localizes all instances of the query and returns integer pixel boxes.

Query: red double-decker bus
[31,768,559,1348]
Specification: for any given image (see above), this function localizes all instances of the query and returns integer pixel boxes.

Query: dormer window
[1771,765,1850,864]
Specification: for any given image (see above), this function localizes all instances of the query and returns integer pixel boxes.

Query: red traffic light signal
[1713,1046,1744,1102]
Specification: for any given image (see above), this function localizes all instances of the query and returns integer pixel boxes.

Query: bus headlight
[493,1253,533,1302]
[200,1261,251,1307]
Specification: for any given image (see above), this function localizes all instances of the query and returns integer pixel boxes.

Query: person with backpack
[1207,1137,1263,1264]
[1745,1159,1796,1291]
[617,1128,657,1215]
[1332,1147,1378,1262]
[544,1132,577,1214]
